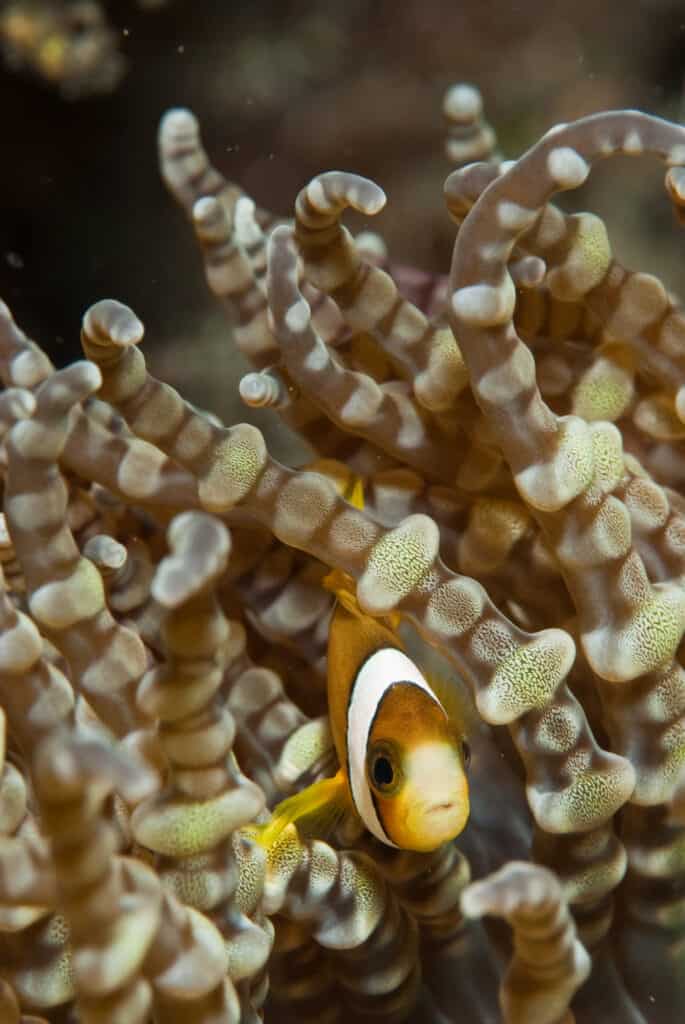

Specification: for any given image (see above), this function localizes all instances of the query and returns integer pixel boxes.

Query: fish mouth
[426,800,456,815]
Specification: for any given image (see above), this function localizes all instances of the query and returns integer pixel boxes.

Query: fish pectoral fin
[257,770,350,848]
[346,474,365,510]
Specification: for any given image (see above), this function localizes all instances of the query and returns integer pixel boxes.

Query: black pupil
[373,755,394,787]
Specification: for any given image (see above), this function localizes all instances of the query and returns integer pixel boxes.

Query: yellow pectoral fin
[257,771,351,849]
[346,474,365,510]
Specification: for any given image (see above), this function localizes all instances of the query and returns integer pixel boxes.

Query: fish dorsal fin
[323,569,361,614]
[323,569,401,632]
[306,458,365,509]
[256,770,351,849]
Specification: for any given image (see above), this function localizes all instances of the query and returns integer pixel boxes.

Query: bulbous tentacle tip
[82,299,144,350]
[158,106,199,147]
[0,387,36,428]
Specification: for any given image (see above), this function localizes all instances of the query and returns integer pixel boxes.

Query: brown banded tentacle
[130,512,271,1011]
[80,295,636,904]
[239,367,293,411]
[191,194,280,367]
[158,107,244,225]
[295,170,467,413]
[4,362,149,737]
[65,408,201,512]
[443,82,499,168]
[224,659,312,803]
[259,827,420,1018]
[445,139,685,431]
[357,837,472,948]
[81,299,270,516]
[461,861,591,1024]
[191,194,371,460]
[0,557,75,759]
[83,296,635,852]
[161,110,361,464]
[0,300,54,390]
[33,729,241,1022]
[449,111,685,686]
[0,706,57,916]
[32,731,158,1023]
[268,225,462,482]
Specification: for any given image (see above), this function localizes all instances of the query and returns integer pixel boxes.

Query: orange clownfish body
[327,592,470,851]
[260,572,470,853]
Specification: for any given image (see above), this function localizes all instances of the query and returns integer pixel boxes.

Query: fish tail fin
[257,770,350,848]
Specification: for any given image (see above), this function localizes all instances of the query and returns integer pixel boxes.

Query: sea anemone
[0,81,683,1023]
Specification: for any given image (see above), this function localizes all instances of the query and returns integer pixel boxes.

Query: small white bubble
[5,252,23,270]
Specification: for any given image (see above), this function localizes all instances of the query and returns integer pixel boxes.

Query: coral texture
[0,82,684,1024]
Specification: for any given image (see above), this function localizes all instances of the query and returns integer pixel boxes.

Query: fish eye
[373,755,394,787]
[462,740,471,768]
[367,743,400,794]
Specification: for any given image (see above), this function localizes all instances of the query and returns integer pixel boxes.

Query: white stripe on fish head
[346,646,445,847]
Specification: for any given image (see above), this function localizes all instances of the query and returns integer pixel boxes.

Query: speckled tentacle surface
[32,733,159,1022]
[260,826,420,1019]
[3,364,149,737]
[34,730,242,1023]
[223,646,312,803]
[4,81,685,1021]
[358,839,472,948]
[129,512,271,1015]
[81,296,635,881]
[449,112,685,687]
[462,861,591,1024]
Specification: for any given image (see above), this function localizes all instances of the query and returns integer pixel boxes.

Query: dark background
[2,0,685,438]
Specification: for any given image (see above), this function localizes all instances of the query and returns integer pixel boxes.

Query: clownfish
[260,568,471,853]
